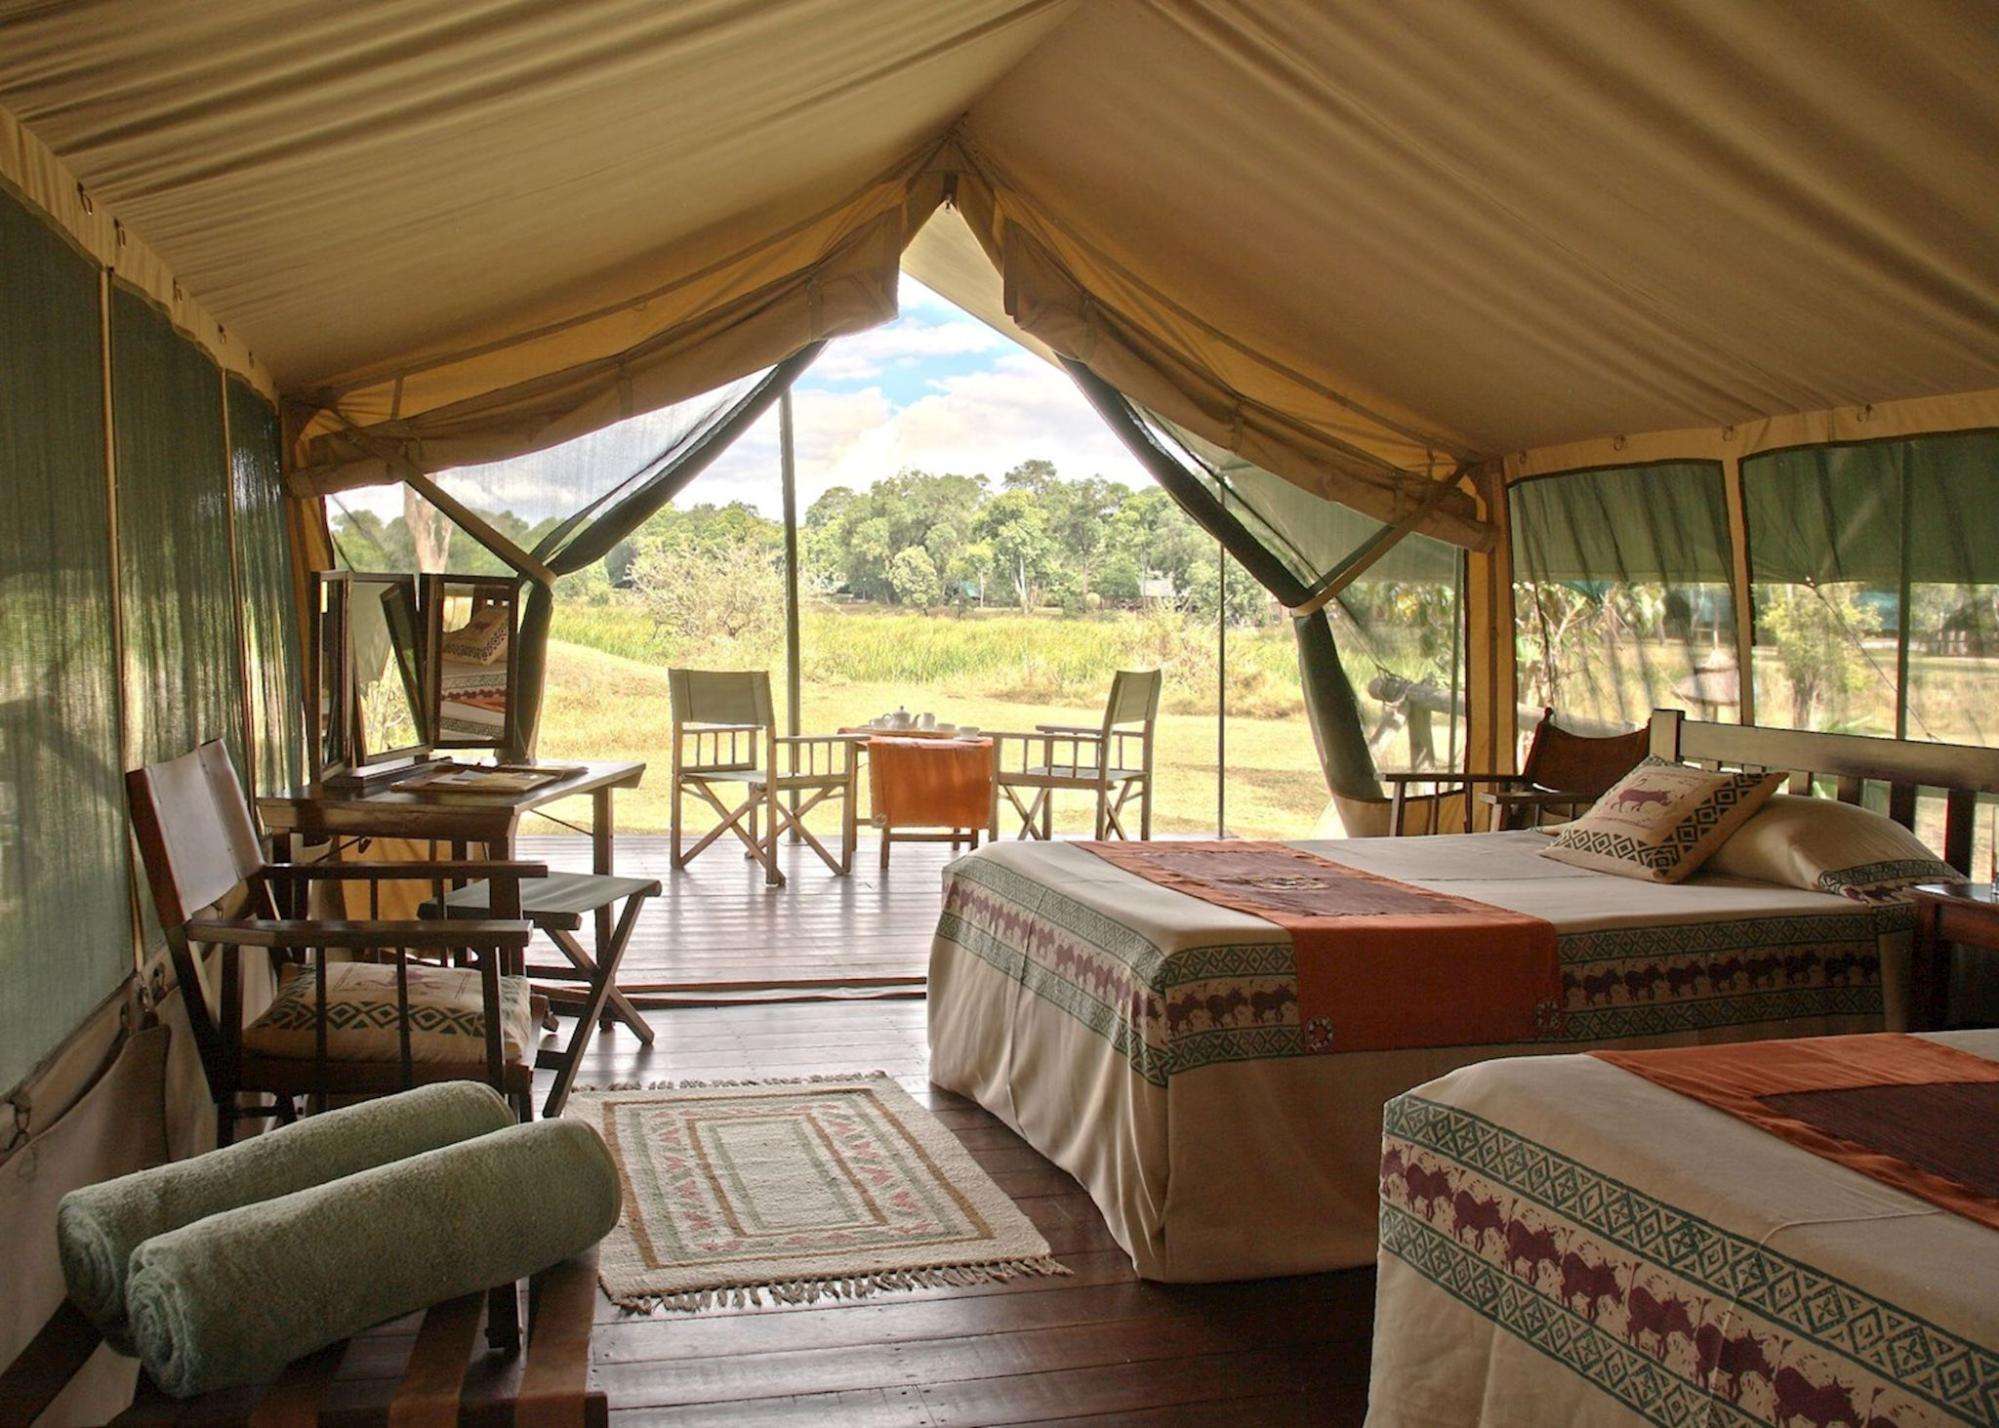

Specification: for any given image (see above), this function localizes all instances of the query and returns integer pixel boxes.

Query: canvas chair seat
[244,962,537,1067]
[1008,763,1145,784]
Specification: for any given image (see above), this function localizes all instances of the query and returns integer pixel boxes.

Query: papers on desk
[400,763,582,794]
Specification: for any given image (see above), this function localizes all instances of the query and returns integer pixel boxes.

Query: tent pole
[1217,542,1227,837]
[780,388,803,836]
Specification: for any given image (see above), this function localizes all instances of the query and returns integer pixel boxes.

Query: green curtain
[1510,461,1735,733]
[111,287,245,775]
[0,191,131,1094]
[229,379,304,796]
[1064,359,1389,800]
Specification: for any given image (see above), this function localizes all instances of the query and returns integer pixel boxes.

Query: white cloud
[807,317,1001,383]
[826,352,1147,489]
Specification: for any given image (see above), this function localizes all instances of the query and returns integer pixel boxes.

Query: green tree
[975,488,1057,610]
[1761,581,1882,729]
[629,529,783,649]
[888,545,943,608]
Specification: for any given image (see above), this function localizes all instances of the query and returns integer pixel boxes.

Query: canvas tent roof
[3,0,1995,546]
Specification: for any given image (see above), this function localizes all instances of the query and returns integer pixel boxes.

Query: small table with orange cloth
[862,735,997,870]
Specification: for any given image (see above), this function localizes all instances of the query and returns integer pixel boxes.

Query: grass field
[530,597,1371,839]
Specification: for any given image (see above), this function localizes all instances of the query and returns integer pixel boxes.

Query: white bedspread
[928,833,1907,1280]
[1367,1030,1999,1427]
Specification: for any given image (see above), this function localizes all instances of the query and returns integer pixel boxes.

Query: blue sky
[693,274,1149,517]
[388,275,1151,528]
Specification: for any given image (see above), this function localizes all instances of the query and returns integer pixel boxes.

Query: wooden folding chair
[994,669,1162,840]
[126,742,543,1137]
[1371,707,1651,835]
[669,670,863,886]
[421,869,660,1117]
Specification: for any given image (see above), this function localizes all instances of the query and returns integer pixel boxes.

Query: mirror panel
[426,575,520,751]
[347,574,427,763]
[308,572,350,777]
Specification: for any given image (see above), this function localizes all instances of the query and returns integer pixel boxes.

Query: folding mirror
[346,573,428,765]
[423,574,522,753]
[308,570,433,781]
[307,572,350,779]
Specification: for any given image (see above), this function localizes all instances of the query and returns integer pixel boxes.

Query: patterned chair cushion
[1704,793,1960,901]
[1540,756,1784,884]
[244,962,536,1065]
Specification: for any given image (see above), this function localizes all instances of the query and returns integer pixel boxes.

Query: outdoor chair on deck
[668,668,860,887]
[126,742,543,1136]
[994,669,1163,841]
[1363,707,1651,837]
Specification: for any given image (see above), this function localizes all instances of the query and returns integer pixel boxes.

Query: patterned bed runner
[1080,841,1562,1053]
[1595,1034,1999,1229]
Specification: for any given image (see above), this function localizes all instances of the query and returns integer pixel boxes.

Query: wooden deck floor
[516,836,1374,1424]
[547,1003,1374,1426]
[519,832,953,991]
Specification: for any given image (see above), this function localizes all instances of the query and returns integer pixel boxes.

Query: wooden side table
[1907,882,1999,1032]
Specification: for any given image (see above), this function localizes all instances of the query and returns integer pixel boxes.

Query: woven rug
[565,1074,1065,1311]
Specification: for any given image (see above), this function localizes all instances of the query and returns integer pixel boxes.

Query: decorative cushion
[244,962,535,1065]
[441,606,510,665]
[1539,756,1784,884]
[1705,794,1960,901]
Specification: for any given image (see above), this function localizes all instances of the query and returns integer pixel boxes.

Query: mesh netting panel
[1510,462,1735,737]
[1744,432,1999,748]
[111,288,245,773]
[1140,409,1466,773]
[431,370,770,565]
[0,194,131,1092]
[229,379,304,796]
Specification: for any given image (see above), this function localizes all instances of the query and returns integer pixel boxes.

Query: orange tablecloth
[869,737,993,830]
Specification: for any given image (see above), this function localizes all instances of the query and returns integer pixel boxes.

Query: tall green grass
[550,596,1319,718]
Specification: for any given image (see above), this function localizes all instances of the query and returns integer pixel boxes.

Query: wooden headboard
[1649,709,1999,873]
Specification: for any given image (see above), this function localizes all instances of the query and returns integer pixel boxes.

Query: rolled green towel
[59,1081,514,1350]
[126,1118,621,1398]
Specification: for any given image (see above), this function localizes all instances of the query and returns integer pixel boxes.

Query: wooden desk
[259,760,643,859]
[1907,882,1999,1032]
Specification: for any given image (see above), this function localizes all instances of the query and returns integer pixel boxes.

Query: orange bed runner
[1595,1034,1999,1230]
[869,736,993,830]
[1081,841,1562,1053]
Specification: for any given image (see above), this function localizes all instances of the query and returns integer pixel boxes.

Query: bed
[1367,1030,1999,1427]
[926,713,1994,1282]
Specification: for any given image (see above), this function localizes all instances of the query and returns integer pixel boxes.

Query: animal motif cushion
[243,961,535,1065]
[1540,757,1785,884]
[1705,794,1959,901]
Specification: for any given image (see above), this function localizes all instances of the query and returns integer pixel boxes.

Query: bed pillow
[1705,794,1959,901]
[1539,757,1785,884]
[441,605,510,664]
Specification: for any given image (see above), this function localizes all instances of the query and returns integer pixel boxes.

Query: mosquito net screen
[229,378,303,797]
[0,192,130,1093]
[111,286,245,776]
[1510,461,1735,741]
[1743,431,1999,747]
[1138,410,1468,776]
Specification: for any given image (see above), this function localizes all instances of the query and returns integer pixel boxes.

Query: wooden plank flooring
[518,833,949,991]
[545,1003,1374,1425]
[497,842,1377,1424]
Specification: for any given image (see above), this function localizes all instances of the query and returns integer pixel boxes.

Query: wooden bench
[0,1251,606,1426]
